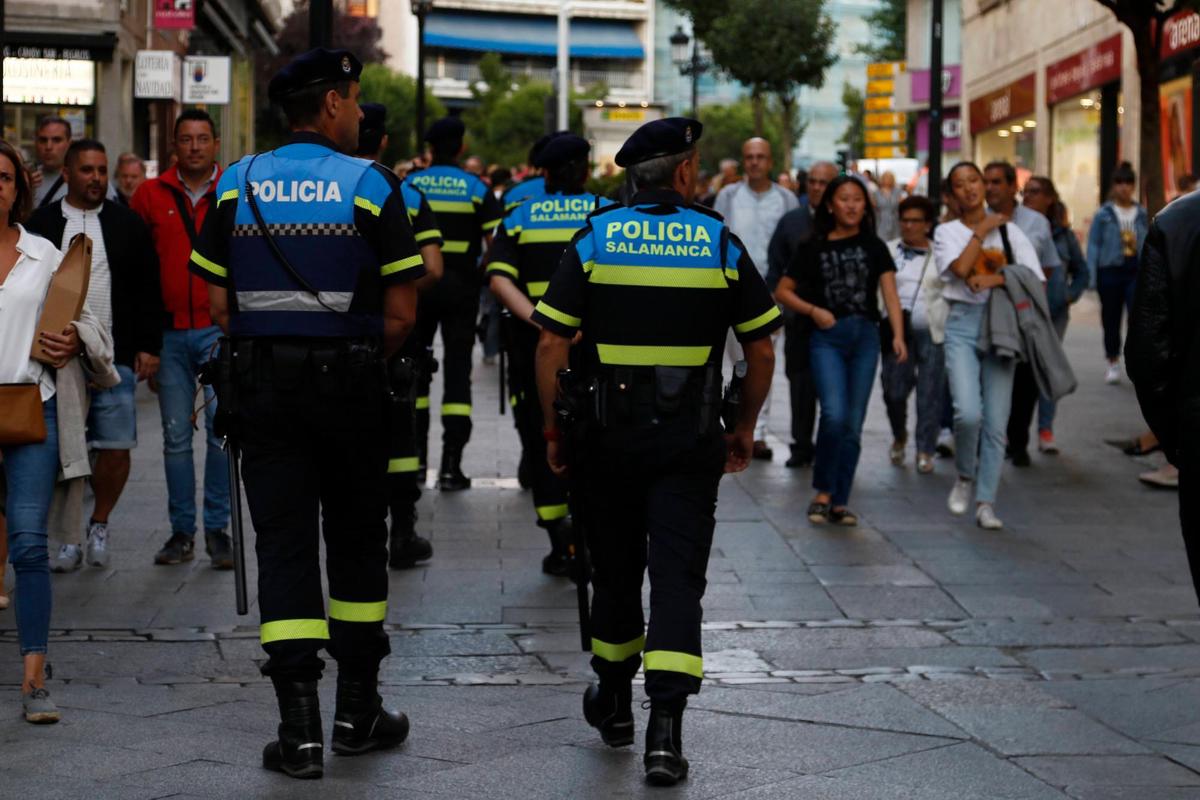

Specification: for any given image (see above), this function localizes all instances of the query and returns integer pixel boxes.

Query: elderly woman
[0,140,118,723]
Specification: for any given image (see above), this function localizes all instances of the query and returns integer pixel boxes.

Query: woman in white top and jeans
[934,162,1044,530]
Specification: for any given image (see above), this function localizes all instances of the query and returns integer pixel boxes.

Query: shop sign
[1162,10,1200,61]
[917,111,963,152]
[910,65,962,103]
[865,128,904,144]
[865,95,894,112]
[968,74,1035,135]
[183,56,231,104]
[865,112,907,128]
[135,50,181,101]
[864,145,906,159]
[3,58,95,106]
[601,108,646,123]
[155,0,196,31]
[1046,35,1122,104]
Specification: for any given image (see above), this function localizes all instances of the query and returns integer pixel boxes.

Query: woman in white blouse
[0,140,116,724]
[934,162,1044,530]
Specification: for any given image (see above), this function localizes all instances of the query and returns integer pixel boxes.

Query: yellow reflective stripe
[592,635,645,663]
[388,457,420,474]
[534,301,581,328]
[471,194,484,204]
[581,259,595,274]
[354,196,382,216]
[526,281,549,298]
[407,206,419,219]
[328,598,387,623]
[442,240,471,254]
[509,393,519,407]
[381,254,424,277]
[536,503,569,521]
[734,306,782,335]
[589,264,727,289]
[429,200,475,214]
[261,619,329,644]
[415,396,430,410]
[415,228,442,242]
[596,344,711,367]
[482,218,503,231]
[644,649,703,678]
[442,403,471,416]
[487,261,519,279]
[509,225,524,235]
[190,250,227,278]
[725,266,740,281]
[217,188,239,206]
[518,228,578,244]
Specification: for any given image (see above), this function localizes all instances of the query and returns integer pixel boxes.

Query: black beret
[614,117,703,168]
[536,134,590,169]
[268,48,363,103]
[425,116,465,144]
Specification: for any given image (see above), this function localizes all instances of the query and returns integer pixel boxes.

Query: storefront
[2,33,116,159]
[1046,34,1123,234]
[1159,9,1200,203]
[911,65,964,168]
[970,75,1037,178]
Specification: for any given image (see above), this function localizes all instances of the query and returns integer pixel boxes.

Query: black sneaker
[205,529,235,570]
[154,533,195,565]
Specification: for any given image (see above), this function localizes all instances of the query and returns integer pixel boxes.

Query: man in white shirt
[715,138,799,459]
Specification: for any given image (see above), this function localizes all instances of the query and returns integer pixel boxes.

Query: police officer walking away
[486,135,614,575]
[189,49,425,779]
[404,117,504,490]
[533,118,779,785]
[500,132,553,212]
[356,102,444,568]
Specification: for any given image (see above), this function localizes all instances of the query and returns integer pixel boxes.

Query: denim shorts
[87,364,138,450]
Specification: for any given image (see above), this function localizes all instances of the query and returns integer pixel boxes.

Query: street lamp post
[413,0,434,154]
[928,0,944,211]
[310,0,332,49]
[669,25,708,118]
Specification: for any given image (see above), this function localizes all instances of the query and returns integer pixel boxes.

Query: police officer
[189,49,423,779]
[356,102,443,568]
[500,132,555,212]
[403,117,504,490]
[532,118,779,786]
[486,135,615,575]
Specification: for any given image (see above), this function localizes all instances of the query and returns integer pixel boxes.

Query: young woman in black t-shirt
[775,175,907,525]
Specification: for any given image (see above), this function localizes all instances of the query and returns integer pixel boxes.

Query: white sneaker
[976,503,1004,530]
[1139,464,1180,489]
[1105,363,1121,385]
[50,544,82,574]
[947,478,972,516]
[85,521,110,568]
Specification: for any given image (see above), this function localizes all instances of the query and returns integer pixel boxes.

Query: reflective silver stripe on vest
[232,223,358,237]
[236,291,354,313]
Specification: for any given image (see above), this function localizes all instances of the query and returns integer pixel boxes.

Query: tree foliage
[697,98,785,173]
[856,0,906,63]
[841,82,866,157]
[358,65,445,165]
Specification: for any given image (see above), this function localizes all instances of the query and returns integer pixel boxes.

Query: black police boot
[331,673,410,756]
[644,705,688,786]
[388,512,433,569]
[437,445,471,491]
[262,681,324,779]
[582,682,634,747]
[541,518,571,577]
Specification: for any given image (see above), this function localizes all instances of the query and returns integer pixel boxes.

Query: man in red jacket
[130,109,232,568]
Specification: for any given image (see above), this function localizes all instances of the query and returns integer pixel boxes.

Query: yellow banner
[865,128,906,144]
[868,61,904,78]
[865,112,907,128]
[866,79,895,96]
[864,145,908,159]
[865,96,894,111]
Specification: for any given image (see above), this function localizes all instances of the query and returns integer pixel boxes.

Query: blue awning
[424,13,644,60]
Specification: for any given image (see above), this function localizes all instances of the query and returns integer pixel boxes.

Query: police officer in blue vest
[500,132,554,212]
[533,118,779,786]
[487,135,614,575]
[190,49,424,779]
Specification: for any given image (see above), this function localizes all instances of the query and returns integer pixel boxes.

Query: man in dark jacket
[1127,190,1200,602]
[26,139,162,571]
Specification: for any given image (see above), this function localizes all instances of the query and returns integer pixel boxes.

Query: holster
[589,365,722,436]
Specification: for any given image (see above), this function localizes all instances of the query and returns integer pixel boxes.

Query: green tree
[698,98,784,173]
[358,64,445,164]
[841,82,865,157]
[856,0,906,62]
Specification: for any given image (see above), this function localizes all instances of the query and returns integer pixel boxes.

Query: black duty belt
[230,336,383,394]
[583,364,722,434]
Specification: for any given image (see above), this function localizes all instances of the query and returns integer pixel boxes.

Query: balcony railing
[427,59,644,92]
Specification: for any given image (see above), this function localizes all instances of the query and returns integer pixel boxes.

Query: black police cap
[359,102,387,137]
[268,48,363,103]
[425,116,465,144]
[536,134,590,169]
[614,117,703,168]
[528,130,569,165]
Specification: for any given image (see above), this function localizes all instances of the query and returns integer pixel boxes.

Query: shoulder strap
[166,186,198,248]
[911,249,932,307]
[38,175,65,209]
[998,224,1015,266]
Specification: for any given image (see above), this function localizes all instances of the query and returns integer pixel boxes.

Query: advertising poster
[1160,75,1193,202]
[155,0,195,31]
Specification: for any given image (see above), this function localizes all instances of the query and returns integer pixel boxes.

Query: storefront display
[1161,9,1200,203]
[969,74,1037,175]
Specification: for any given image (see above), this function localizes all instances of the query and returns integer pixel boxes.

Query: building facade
[651,2,746,116]
[896,0,964,175]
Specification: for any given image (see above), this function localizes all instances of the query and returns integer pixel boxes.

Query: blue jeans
[944,303,1015,504]
[2,397,58,655]
[157,327,230,535]
[1097,260,1137,360]
[880,326,945,454]
[810,316,880,507]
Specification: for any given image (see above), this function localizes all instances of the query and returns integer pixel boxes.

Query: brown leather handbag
[0,383,47,446]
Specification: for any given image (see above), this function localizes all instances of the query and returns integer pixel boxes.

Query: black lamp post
[669,25,708,118]
[310,0,332,49]
[413,0,434,154]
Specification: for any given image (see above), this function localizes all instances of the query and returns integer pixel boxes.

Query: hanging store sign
[135,50,182,101]
[866,61,907,158]
[3,58,95,106]
[910,65,962,103]
[1162,10,1200,61]
[968,74,1035,135]
[1046,35,1122,105]
[183,56,231,104]
[155,0,196,31]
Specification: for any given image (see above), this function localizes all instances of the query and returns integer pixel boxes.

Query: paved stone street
[3,298,1200,799]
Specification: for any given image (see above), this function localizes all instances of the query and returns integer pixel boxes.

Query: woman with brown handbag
[0,140,117,724]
